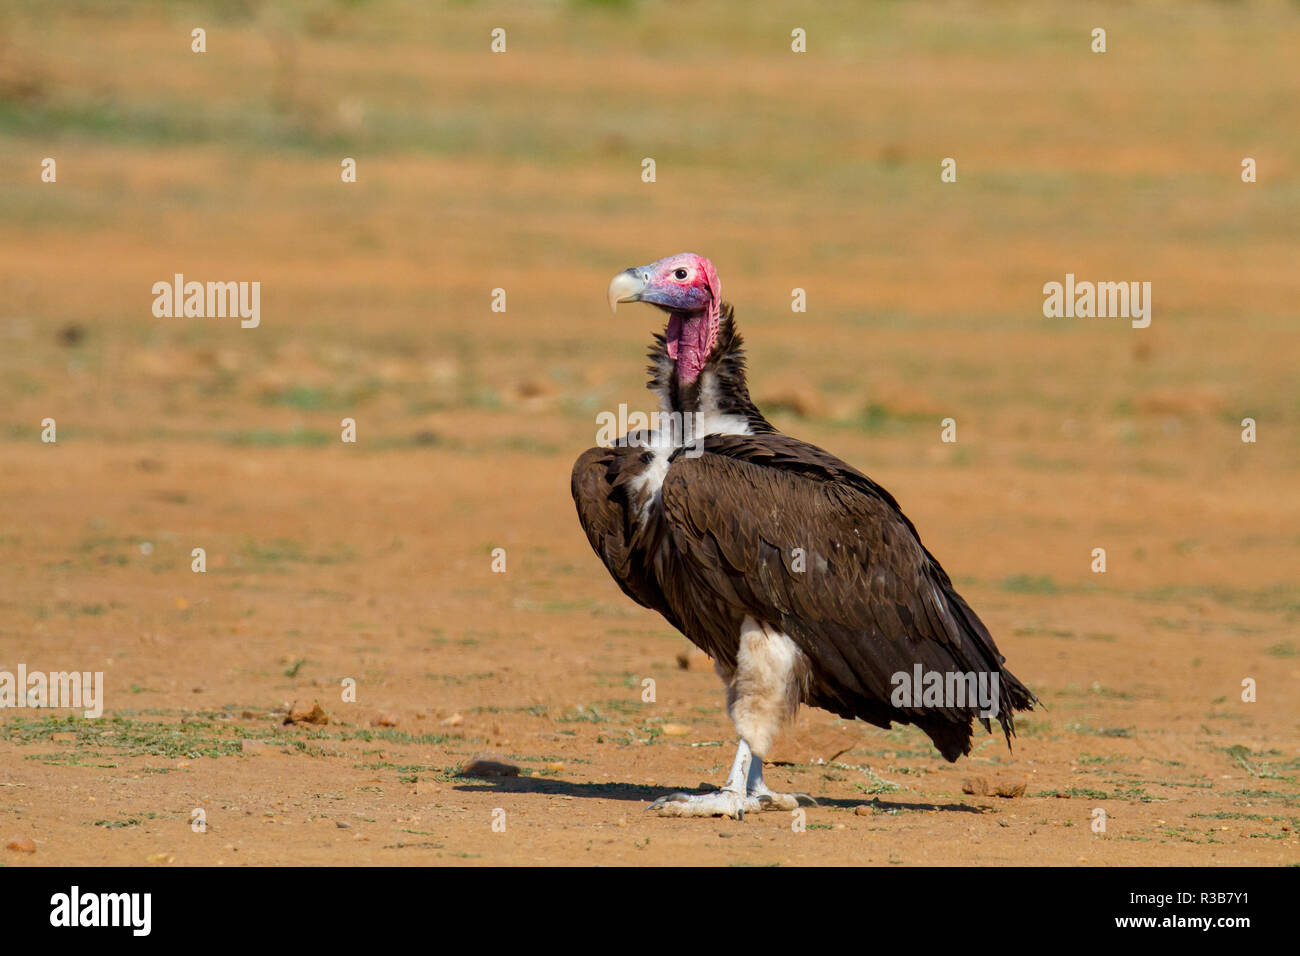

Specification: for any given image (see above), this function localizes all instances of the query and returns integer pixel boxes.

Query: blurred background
[3,1,1296,458]
[0,1,1297,865]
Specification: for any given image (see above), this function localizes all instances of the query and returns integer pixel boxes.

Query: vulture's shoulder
[660,429,952,584]
[670,432,916,526]
[683,431,882,481]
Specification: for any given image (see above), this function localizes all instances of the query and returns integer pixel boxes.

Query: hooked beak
[607,268,647,313]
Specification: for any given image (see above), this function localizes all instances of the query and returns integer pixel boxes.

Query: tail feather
[913,584,1038,762]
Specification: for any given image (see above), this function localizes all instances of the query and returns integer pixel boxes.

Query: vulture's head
[607,252,721,385]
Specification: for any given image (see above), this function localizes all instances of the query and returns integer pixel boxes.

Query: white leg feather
[648,619,817,818]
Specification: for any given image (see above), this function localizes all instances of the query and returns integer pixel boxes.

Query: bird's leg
[730,618,818,811]
[649,620,818,818]
[721,735,752,792]
[646,738,764,819]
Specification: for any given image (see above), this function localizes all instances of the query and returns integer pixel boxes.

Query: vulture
[572,253,1036,818]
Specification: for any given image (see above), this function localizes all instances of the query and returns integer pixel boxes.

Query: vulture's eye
[673,268,689,280]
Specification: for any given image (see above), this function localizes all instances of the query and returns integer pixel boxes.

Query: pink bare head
[607,253,721,385]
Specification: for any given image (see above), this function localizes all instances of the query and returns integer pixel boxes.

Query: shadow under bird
[572,253,1037,818]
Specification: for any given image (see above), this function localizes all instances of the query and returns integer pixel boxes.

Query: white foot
[645,738,818,818]
[647,788,762,819]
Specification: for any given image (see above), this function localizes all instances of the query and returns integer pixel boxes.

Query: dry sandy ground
[0,1,1297,865]
[0,410,1296,866]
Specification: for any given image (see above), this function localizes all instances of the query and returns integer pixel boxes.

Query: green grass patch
[1000,574,1061,595]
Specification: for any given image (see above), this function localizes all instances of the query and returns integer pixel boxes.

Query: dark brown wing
[571,443,684,633]
[656,433,1037,761]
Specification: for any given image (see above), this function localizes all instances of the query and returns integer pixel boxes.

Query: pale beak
[607,269,647,313]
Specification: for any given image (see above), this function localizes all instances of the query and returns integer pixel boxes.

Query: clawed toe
[646,791,697,809]
[646,787,819,818]
[754,791,819,811]
[646,789,755,819]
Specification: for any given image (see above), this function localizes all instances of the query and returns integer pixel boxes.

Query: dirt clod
[963,778,1026,799]
[460,755,520,778]
[284,702,329,726]
[6,837,36,854]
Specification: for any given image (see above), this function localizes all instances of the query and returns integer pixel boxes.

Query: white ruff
[630,370,752,525]
[626,430,675,521]
[694,370,752,439]
[628,451,671,518]
[694,410,751,437]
